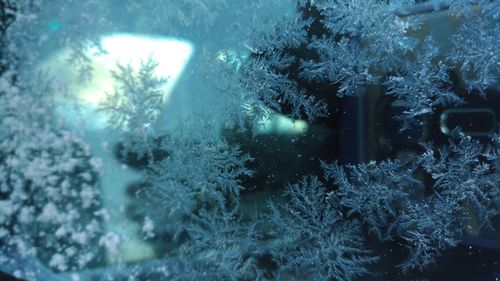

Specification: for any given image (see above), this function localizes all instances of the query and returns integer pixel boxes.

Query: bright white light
[40,33,194,130]
[255,113,309,135]
[98,34,193,104]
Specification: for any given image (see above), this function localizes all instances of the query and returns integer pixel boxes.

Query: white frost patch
[90,157,104,171]
[71,232,88,245]
[94,208,110,222]
[99,232,122,260]
[37,202,59,223]
[49,253,68,271]
[141,216,155,239]
[0,200,14,223]
[13,270,22,278]
[80,185,97,208]
[18,207,33,223]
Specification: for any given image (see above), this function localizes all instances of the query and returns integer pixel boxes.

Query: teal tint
[48,18,61,31]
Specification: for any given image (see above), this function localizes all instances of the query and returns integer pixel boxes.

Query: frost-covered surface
[266,176,378,280]
[321,160,420,241]
[320,133,499,272]
[98,57,169,158]
[0,75,107,275]
[384,37,464,129]
[418,132,500,228]
[129,132,254,246]
[1,0,499,280]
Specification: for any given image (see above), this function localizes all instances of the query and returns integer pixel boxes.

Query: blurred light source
[41,33,194,130]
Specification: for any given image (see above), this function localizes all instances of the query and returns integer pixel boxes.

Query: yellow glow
[256,113,309,135]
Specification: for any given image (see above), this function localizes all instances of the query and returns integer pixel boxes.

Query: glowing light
[255,113,309,135]
[40,33,194,130]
